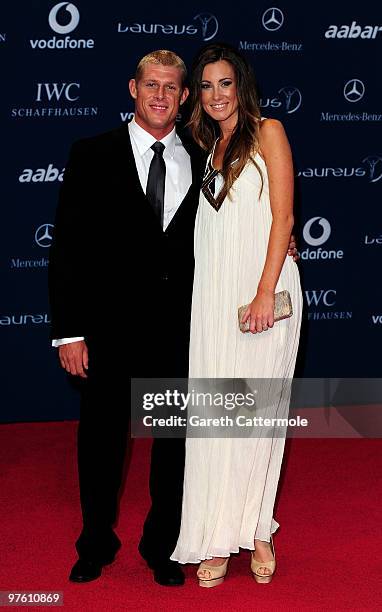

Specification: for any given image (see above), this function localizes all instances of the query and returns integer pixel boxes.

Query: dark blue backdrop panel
[1,0,381,421]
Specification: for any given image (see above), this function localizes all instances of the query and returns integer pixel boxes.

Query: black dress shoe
[153,561,185,586]
[138,540,185,586]
[69,553,117,583]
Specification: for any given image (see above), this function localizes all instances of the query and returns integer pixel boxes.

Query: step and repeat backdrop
[1,1,381,421]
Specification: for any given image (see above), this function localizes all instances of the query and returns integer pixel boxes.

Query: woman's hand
[241,288,275,334]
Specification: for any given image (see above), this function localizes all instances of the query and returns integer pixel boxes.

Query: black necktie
[146,141,166,226]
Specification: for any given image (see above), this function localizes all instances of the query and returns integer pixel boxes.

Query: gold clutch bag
[238,289,293,333]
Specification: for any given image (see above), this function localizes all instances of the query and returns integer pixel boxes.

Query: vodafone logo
[48,2,80,34]
[303,217,331,246]
[30,3,94,50]
[300,217,343,261]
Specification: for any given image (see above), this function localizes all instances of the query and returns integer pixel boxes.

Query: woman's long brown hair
[189,44,263,203]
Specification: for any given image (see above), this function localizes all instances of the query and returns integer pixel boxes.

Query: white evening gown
[171,142,302,564]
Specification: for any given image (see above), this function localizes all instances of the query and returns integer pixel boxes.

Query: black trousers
[75,341,128,560]
[75,335,187,565]
[139,438,185,565]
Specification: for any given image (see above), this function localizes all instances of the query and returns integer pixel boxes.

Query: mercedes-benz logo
[194,13,219,41]
[35,223,54,248]
[48,2,80,35]
[278,86,302,114]
[262,7,284,31]
[303,217,331,246]
[343,79,365,103]
[362,156,382,183]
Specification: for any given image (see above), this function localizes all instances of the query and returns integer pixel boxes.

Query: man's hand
[288,233,299,261]
[58,340,88,378]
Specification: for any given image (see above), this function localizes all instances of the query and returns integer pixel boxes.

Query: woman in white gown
[171,44,302,586]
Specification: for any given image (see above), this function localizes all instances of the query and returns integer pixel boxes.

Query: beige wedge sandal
[251,537,276,584]
[197,558,229,588]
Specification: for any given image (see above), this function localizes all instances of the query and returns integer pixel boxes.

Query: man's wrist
[52,337,85,347]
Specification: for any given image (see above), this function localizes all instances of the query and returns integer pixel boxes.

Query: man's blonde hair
[135,50,187,86]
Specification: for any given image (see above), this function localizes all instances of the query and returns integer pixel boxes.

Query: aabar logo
[325,21,382,39]
[19,164,64,183]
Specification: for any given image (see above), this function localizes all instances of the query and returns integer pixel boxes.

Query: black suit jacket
[48,123,205,377]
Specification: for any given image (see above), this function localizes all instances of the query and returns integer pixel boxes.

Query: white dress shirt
[52,116,192,347]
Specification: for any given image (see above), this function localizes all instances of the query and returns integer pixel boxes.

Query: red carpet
[0,422,381,611]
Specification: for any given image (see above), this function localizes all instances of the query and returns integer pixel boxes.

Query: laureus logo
[193,13,219,41]
[278,87,302,114]
[260,86,302,114]
[296,155,382,182]
[362,156,382,183]
[48,2,80,34]
[117,12,218,40]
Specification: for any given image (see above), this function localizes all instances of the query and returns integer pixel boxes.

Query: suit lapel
[113,123,163,228]
[163,131,205,233]
[112,122,204,232]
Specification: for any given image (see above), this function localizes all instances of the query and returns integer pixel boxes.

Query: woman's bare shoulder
[258,118,290,156]
[259,118,286,137]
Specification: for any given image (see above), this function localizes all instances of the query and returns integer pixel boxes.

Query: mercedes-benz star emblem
[35,223,54,248]
[343,79,365,103]
[262,7,284,31]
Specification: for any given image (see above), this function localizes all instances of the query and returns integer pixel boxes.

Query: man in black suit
[49,49,204,586]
